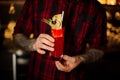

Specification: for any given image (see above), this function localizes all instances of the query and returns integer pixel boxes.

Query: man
[13,0,107,80]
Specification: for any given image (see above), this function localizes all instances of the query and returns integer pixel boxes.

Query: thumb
[63,55,76,62]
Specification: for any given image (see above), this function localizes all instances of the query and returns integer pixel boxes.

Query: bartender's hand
[33,34,55,54]
[55,55,84,72]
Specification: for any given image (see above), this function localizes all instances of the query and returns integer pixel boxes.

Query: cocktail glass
[50,28,64,60]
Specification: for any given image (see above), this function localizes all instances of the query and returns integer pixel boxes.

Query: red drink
[50,28,64,60]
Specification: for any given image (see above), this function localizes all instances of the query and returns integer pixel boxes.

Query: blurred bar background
[0,0,120,80]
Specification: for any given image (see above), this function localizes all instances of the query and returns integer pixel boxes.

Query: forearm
[79,48,104,64]
[13,33,36,51]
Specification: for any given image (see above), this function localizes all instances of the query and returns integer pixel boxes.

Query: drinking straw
[61,11,64,22]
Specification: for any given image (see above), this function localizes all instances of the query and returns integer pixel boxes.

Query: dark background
[0,0,120,80]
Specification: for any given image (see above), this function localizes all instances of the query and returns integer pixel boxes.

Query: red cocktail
[41,12,65,60]
[50,28,64,60]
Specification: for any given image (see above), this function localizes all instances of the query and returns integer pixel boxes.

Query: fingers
[34,34,55,54]
[63,55,82,66]
[55,61,71,72]
[39,41,54,52]
[55,55,75,72]
[36,48,46,54]
[40,34,55,42]
[39,35,54,47]
[63,55,76,63]
[55,55,82,72]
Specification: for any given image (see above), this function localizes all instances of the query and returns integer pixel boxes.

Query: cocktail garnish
[42,14,62,29]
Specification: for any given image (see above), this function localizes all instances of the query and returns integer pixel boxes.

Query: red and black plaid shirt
[14,0,107,80]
